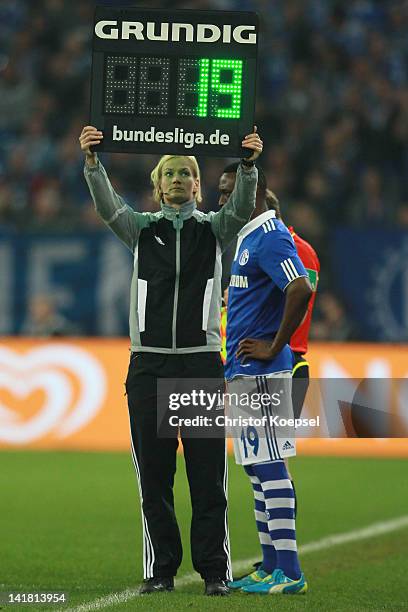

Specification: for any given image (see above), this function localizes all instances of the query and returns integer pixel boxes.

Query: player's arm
[80,126,148,252]
[237,232,312,361]
[210,127,262,252]
[237,278,312,361]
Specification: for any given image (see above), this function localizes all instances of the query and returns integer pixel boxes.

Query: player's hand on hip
[79,126,103,165]
[236,338,275,362]
[242,125,263,161]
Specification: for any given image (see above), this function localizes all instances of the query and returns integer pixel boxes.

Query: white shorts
[226,373,296,465]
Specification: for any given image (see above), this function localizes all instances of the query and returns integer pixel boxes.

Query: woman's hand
[242,125,263,161]
[79,126,103,166]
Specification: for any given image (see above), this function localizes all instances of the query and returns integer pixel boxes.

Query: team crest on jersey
[239,249,249,266]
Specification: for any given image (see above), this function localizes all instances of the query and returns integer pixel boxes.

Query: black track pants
[125,352,231,580]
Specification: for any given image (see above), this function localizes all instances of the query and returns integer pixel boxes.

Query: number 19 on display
[104,56,244,119]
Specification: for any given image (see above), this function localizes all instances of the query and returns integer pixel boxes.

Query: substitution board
[90,7,258,156]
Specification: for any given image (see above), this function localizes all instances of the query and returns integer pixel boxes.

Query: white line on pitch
[61,514,408,612]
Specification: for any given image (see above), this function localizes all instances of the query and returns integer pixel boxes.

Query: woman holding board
[79,125,262,595]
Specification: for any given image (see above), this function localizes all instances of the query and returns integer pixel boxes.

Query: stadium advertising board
[1,230,407,340]
[90,7,258,156]
[333,229,408,341]
[0,339,407,457]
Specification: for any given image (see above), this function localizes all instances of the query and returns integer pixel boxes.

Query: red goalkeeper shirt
[289,227,319,354]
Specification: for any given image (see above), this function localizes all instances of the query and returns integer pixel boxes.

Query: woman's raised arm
[210,127,263,252]
[80,126,149,252]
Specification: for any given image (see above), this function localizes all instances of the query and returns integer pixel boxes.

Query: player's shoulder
[256,215,294,245]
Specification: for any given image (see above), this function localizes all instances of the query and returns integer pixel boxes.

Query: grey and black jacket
[84,160,257,353]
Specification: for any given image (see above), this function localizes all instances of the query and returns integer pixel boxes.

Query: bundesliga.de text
[112,125,230,148]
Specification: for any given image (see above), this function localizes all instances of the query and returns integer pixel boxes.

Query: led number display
[104,56,243,119]
[90,8,258,156]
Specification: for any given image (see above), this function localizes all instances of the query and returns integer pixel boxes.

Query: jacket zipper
[172,211,181,350]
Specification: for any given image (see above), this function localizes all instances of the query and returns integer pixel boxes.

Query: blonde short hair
[150,155,202,204]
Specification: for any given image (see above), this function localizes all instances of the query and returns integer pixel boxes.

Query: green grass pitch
[1,451,408,611]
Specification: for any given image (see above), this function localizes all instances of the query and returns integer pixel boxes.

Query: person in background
[311,291,353,341]
[287,221,319,421]
[22,294,78,337]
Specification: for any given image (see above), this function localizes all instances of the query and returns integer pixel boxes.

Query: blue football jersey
[225,210,308,380]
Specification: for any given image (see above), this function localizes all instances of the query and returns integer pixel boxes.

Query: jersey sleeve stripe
[287,258,300,279]
[281,260,295,282]
[281,260,294,282]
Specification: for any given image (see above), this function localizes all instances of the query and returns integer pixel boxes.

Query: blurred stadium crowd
[0,0,407,339]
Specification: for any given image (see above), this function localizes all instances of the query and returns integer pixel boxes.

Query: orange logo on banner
[0,339,407,456]
[0,340,131,450]
[0,343,107,445]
